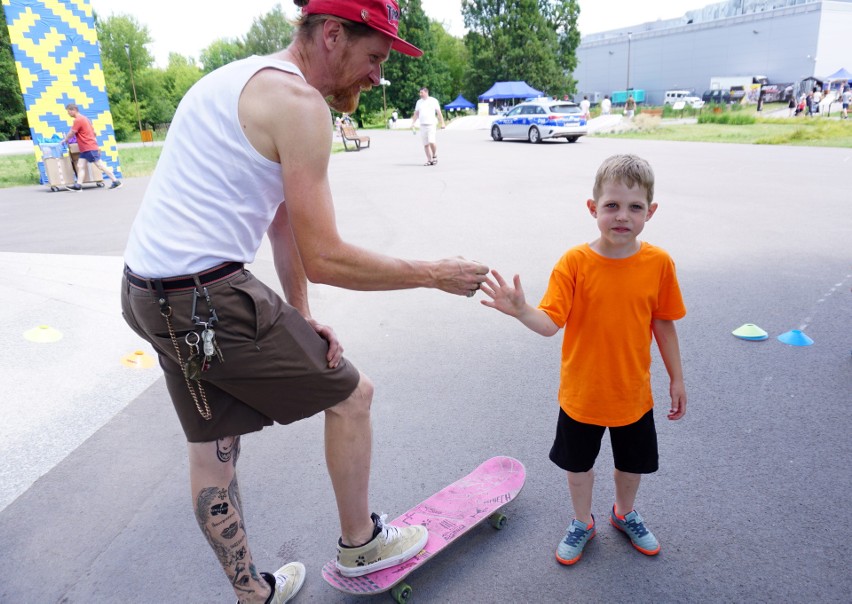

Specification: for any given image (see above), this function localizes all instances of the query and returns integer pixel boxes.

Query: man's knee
[327,373,373,418]
[188,437,241,472]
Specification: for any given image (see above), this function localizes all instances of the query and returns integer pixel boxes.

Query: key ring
[185,331,200,346]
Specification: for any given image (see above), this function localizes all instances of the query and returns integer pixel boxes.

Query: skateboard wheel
[488,513,507,530]
[391,582,412,603]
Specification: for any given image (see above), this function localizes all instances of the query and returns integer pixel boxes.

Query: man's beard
[326,47,372,114]
[327,87,362,114]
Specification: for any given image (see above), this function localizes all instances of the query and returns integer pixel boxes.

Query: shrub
[697,113,756,125]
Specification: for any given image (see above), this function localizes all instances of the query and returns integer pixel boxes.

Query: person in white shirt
[411,87,445,165]
[579,95,591,120]
[601,95,612,115]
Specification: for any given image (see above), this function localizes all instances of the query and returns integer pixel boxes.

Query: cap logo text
[386,4,400,27]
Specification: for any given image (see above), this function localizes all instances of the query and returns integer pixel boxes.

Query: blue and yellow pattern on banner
[2,0,121,183]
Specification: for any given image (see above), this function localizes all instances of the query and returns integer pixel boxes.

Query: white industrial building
[573,0,852,105]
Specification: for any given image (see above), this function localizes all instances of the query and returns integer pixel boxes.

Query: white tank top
[124,56,305,277]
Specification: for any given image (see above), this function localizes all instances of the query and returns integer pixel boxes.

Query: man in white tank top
[121,1,488,602]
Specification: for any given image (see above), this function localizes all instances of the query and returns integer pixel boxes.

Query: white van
[664,90,693,105]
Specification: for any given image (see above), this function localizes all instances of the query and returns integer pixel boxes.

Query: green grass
[0,142,348,189]
[596,116,852,147]
[118,146,163,177]
[0,153,41,188]
[0,145,166,188]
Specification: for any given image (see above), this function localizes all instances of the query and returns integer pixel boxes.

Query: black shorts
[121,264,361,443]
[549,408,658,474]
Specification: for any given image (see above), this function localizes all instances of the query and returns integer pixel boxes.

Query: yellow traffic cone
[121,350,156,368]
[24,324,63,343]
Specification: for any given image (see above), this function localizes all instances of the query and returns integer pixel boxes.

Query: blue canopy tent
[444,94,476,111]
[825,67,852,82]
[478,81,545,101]
[824,67,852,93]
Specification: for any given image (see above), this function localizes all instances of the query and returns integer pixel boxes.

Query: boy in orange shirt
[482,154,686,565]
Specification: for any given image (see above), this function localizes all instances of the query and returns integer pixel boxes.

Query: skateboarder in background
[120,0,488,602]
[481,154,686,566]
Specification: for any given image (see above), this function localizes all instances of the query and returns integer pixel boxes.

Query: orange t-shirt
[71,114,98,152]
[538,242,686,427]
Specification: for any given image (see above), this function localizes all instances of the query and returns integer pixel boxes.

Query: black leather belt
[124,262,244,291]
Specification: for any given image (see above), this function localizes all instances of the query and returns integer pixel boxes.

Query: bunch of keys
[183,327,224,381]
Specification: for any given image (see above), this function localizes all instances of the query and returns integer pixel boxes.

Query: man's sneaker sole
[555,527,596,565]
[610,509,661,556]
[335,525,428,578]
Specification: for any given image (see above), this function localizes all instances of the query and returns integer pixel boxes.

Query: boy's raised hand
[480,270,527,317]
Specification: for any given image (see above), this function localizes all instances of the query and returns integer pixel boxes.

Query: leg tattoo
[195,437,265,599]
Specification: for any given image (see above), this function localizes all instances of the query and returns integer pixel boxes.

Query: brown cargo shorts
[120,264,361,442]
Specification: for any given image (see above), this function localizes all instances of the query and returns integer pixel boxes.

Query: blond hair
[592,154,655,203]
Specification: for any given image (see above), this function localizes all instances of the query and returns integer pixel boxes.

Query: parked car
[664,89,695,105]
[760,83,795,103]
[490,99,588,143]
[702,89,731,104]
[668,96,704,109]
[729,85,748,102]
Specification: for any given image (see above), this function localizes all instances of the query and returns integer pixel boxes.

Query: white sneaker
[236,562,305,604]
[335,513,428,577]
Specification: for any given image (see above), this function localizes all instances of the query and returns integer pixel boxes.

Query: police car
[491,99,588,143]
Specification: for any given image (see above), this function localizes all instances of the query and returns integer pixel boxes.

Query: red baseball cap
[301,0,423,57]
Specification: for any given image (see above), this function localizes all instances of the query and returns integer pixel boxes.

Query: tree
[377,0,441,121]
[541,0,581,91]
[461,0,575,100]
[95,14,154,78]
[95,14,156,139]
[0,7,29,140]
[162,53,203,108]
[241,4,295,56]
[200,38,243,73]
[430,22,470,106]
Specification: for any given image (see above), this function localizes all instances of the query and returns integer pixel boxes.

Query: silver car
[491,100,588,143]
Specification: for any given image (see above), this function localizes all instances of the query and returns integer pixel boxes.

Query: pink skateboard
[322,456,526,602]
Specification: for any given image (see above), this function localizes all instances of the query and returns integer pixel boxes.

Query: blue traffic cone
[777,329,814,346]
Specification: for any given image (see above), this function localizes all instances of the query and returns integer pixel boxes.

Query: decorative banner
[2,0,121,183]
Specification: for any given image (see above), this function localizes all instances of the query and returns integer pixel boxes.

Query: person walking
[481,154,687,566]
[579,95,591,120]
[624,95,636,119]
[600,95,612,116]
[60,103,122,191]
[121,1,488,602]
[410,87,445,166]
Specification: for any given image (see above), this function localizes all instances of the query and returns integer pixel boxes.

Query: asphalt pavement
[1,128,850,603]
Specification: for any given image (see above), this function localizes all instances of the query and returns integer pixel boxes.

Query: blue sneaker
[610,505,660,555]
[555,516,596,565]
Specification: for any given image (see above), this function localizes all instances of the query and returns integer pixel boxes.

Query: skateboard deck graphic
[322,456,526,601]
